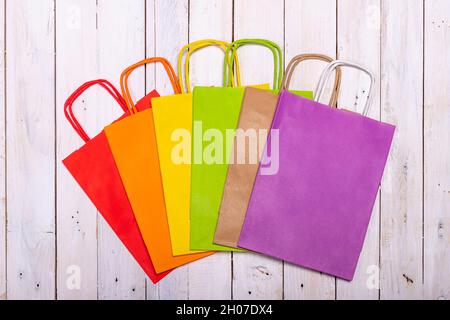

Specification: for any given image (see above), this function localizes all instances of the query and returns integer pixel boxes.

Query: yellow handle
[178,39,241,94]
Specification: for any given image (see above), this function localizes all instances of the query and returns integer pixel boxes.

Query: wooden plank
[232,0,284,300]
[146,0,189,300]
[380,0,423,299]
[187,0,233,300]
[56,0,99,300]
[283,0,337,300]
[424,0,450,300]
[336,0,381,300]
[6,0,56,300]
[96,0,147,300]
[0,0,5,301]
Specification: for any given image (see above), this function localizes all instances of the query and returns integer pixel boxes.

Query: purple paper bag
[238,61,395,281]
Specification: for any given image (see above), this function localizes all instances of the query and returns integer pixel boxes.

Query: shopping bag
[190,39,281,252]
[238,60,395,281]
[214,54,340,248]
[105,58,213,274]
[152,40,239,256]
[62,79,169,284]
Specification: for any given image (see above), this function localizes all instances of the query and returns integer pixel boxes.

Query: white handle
[314,60,375,116]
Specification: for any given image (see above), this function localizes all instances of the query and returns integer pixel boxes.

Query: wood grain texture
[95,0,147,300]
[146,0,189,300]
[6,0,56,300]
[0,0,5,301]
[187,0,233,300]
[336,0,381,300]
[0,0,447,300]
[232,0,284,300]
[283,0,337,300]
[424,0,450,300]
[380,0,424,299]
[56,0,99,300]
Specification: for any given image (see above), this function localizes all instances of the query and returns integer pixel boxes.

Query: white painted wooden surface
[0,0,5,302]
[380,0,424,299]
[1,0,449,300]
[7,0,56,300]
[57,0,99,300]
[424,0,450,300]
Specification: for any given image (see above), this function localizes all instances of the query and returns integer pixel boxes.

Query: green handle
[223,39,283,90]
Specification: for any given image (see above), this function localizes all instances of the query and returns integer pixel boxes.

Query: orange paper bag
[105,58,213,274]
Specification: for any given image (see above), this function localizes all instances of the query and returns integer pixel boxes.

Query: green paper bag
[190,39,282,252]
[190,85,269,252]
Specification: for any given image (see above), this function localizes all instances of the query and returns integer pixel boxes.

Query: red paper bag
[63,79,169,284]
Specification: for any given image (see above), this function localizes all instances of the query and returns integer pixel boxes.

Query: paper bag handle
[120,57,181,114]
[224,39,283,90]
[178,39,241,94]
[64,79,127,143]
[282,54,341,107]
[315,60,375,116]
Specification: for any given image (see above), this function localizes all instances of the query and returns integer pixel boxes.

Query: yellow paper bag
[152,40,240,256]
[152,94,194,256]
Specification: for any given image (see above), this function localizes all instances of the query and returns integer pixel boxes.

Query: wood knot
[402,273,414,284]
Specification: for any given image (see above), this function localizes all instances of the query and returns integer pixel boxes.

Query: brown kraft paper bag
[214,88,281,248]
